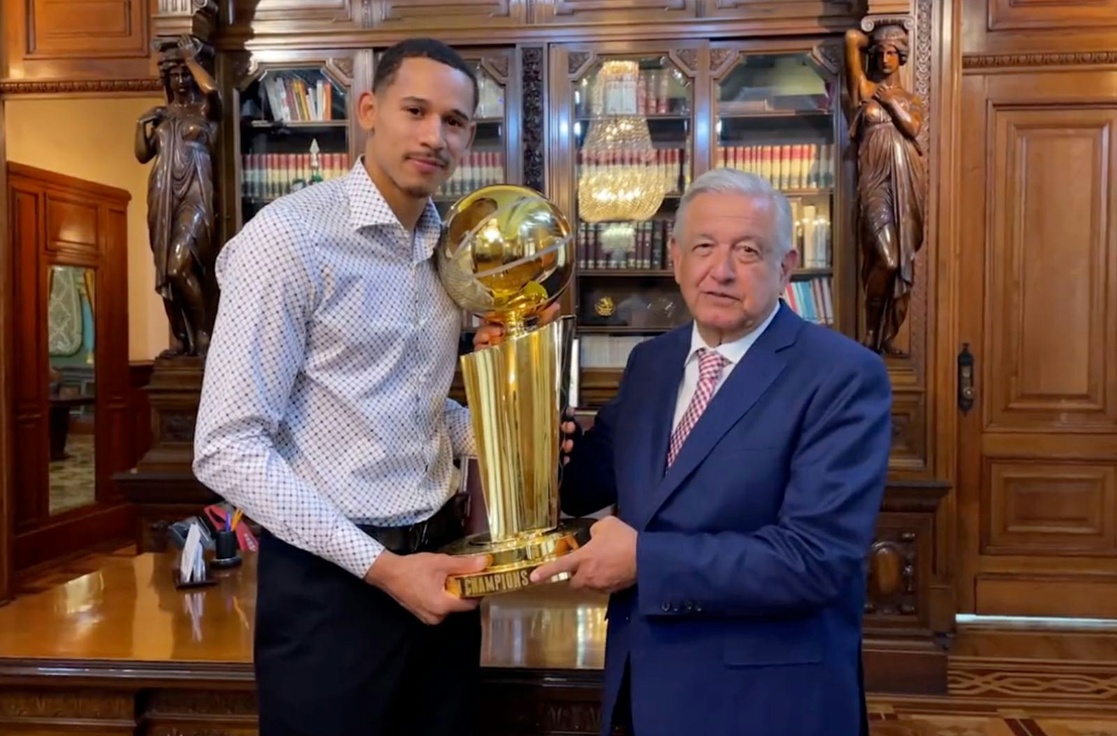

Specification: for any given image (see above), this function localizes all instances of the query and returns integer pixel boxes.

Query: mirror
[47,264,97,515]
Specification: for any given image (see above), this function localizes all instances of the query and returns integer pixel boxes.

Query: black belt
[356,495,467,555]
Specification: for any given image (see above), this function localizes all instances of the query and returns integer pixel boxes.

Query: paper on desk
[180,522,206,583]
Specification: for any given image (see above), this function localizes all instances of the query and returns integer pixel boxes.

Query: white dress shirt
[193,159,475,580]
[671,301,781,431]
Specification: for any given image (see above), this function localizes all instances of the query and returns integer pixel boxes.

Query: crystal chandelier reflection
[578,60,667,223]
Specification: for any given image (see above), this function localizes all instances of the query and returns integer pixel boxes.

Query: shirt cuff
[321,519,386,579]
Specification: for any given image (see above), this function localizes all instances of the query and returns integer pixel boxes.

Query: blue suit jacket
[560,304,891,736]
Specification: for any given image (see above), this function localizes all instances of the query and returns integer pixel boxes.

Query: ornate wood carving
[844,13,928,358]
[481,54,511,85]
[670,49,699,78]
[567,52,594,80]
[326,58,355,86]
[0,79,162,96]
[521,47,545,193]
[963,51,1117,69]
[710,48,738,78]
[865,533,917,617]
[810,40,843,75]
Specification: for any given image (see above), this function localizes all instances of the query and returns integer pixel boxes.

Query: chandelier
[577,60,667,223]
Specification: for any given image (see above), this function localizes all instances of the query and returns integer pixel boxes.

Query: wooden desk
[0,552,611,735]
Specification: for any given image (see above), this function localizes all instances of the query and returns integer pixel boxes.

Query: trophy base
[442,518,593,598]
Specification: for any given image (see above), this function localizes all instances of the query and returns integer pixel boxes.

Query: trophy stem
[460,317,574,544]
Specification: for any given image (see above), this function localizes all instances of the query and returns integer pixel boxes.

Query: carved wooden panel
[3,0,153,82]
[989,0,1117,30]
[958,70,1117,617]
[376,0,525,27]
[890,386,927,472]
[863,510,936,633]
[985,461,1116,555]
[27,0,146,58]
[964,0,1117,59]
[229,0,364,30]
[536,0,697,24]
[699,0,856,22]
[45,197,99,259]
[987,108,1117,433]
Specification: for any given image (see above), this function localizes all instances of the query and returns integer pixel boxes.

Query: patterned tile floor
[868,712,1117,735]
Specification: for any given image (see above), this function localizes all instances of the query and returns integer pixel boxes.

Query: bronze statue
[135,35,221,357]
[844,20,927,356]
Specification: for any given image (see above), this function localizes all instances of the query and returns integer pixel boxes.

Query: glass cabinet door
[237,62,353,227]
[713,49,838,329]
[562,47,697,382]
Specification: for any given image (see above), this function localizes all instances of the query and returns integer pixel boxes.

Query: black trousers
[254,531,482,736]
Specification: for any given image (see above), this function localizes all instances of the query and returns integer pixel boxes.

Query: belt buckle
[411,520,430,553]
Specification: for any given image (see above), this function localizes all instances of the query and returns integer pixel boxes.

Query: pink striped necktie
[667,348,729,467]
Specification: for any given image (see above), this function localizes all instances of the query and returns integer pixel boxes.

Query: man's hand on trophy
[529,516,636,593]
[364,550,488,625]
[472,302,563,349]
[560,407,578,465]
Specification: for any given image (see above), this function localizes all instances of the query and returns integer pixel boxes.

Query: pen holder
[212,530,242,569]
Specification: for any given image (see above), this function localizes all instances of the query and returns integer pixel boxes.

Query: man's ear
[356,90,377,132]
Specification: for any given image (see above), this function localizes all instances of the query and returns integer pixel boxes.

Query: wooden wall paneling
[534,0,698,24]
[698,0,858,21]
[927,0,962,634]
[0,100,10,605]
[6,163,134,572]
[963,0,1117,60]
[1,0,155,84]
[957,68,1117,618]
[374,0,526,28]
[228,0,365,32]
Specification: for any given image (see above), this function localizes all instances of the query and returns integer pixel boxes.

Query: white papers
[179,522,206,584]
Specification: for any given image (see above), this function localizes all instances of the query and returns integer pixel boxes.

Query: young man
[194,38,494,736]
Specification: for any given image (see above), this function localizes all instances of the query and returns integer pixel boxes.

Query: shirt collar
[684,300,782,367]
[342,156,442,242]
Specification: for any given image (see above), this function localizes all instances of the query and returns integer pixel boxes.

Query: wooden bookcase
[134,0,954,700]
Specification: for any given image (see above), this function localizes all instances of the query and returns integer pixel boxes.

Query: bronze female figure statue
[135,35,221,357]
[844,22,927,356]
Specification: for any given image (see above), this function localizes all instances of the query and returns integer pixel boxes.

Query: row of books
[576,147,690,199]
[578,67,686,118]
[436,151,506,199]
[792,202,831,269]
[783,276,833,325]
[716,143,835,190]
[260,74,336,123]
[240,152,349,202]
[576,220,671,270]
[156,0,192,12]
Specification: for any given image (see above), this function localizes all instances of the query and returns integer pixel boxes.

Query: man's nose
[418,115,446,150]
[710,249,735,281]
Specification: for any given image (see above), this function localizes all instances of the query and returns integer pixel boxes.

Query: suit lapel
[638,305,801,529]
[627,327,689,526]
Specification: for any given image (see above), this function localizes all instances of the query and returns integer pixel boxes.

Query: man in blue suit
[527,168,892,736]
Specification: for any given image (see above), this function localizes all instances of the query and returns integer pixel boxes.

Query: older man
[529,168,891,736]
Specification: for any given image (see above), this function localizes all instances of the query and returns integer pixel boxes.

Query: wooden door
[6,163,132,571]
[957,69,1117,617]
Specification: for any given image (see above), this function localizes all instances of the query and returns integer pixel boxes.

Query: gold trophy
[436,184,590,598]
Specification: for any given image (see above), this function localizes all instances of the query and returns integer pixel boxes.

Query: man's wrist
[364,549,400,590]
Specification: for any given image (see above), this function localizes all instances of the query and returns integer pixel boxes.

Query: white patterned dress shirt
[193,159,475,580]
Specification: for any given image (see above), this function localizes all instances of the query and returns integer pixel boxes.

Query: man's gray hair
[671,168,794,257]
